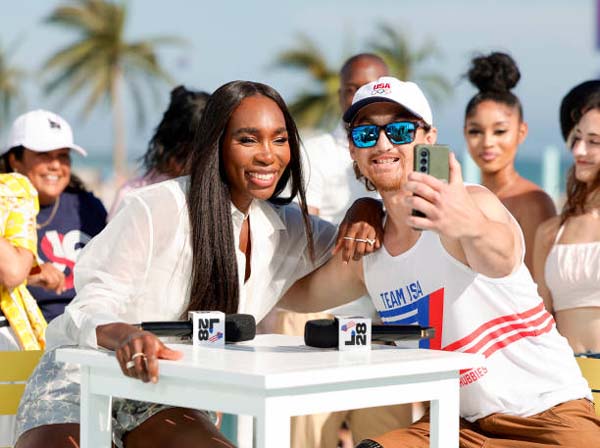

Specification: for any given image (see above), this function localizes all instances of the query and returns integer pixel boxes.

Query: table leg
[429,378,460,448]
[254,400,290,448]
[79,367,112,448]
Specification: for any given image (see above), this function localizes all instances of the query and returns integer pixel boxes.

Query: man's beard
[369,172,405,192]
[358,153,407,192]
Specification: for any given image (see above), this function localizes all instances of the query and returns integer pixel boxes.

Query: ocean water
[518,158,572,191]
[72,150,574,195]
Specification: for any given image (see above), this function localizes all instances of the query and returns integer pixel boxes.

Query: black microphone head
[304,319,339,348]
[225,313,256,342]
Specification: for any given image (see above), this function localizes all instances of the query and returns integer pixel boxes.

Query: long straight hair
[185,80,313,315]
[561,93,600,223]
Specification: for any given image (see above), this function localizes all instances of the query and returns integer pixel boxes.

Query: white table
[56,335,483,448]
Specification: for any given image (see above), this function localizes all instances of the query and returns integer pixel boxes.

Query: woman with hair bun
[463,52,556,273]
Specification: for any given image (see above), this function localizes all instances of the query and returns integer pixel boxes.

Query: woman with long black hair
[14,80,342,448]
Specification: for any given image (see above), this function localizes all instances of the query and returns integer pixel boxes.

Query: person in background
[559,80,600,142]
[303,53,386,222]
[1,109,107,321]
[463,52,556,274]
[533,86,600,356]
[108,85,210,219]
[0,172,47,447]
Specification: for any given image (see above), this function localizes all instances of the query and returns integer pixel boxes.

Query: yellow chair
[0,350,43,448]
[576,356,600,417]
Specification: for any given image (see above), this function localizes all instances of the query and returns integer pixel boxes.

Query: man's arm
[532,217,560,314]
[456,186,521,277]
[406,153,519,278]
[278,251,368,313]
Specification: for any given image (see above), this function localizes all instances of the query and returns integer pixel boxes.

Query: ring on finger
[354,238,376,246]
[131,352,146,361]
[125,360,136,370]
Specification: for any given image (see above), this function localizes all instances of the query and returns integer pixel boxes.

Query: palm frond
[369,22,452,103]
[272,34,343,130]
[0,38,26,127]
[273,34,332,81]
[42,0,182,177]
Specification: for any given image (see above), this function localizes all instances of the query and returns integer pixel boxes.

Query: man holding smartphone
[268,54,411,448]
[280,76,600,446]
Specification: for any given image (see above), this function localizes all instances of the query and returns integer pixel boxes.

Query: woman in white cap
[1,109,107,322]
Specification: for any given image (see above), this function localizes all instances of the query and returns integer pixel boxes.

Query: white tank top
[545,224,600,311]
[363,230,590,422]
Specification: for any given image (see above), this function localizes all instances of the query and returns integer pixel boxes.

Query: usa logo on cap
[371,82,392,96]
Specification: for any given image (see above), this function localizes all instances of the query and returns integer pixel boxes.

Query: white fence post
[461,150,481,184]
[542,145,561,204]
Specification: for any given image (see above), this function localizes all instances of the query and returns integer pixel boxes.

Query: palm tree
[272,34,343,130]
[0,39,26,129]
[274,25,452,130]
[43,0,182,180]
[369,23,452,105]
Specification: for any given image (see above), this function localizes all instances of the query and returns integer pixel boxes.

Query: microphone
[138,313,256,343]
[304,318,435,348]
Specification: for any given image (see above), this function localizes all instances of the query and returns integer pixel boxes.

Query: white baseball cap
[4,109,87,156]
[343,76,433,126]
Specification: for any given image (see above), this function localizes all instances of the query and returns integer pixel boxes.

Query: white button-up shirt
[46,176,337,349]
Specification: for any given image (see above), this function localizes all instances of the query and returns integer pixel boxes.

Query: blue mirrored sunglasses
[350,121,423,148]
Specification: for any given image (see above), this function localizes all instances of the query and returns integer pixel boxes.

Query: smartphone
[411,144,450,218]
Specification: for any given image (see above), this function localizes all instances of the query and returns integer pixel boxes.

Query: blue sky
[1,0,599,169]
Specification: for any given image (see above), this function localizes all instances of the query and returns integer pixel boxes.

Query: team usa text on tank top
[363,230,590,421]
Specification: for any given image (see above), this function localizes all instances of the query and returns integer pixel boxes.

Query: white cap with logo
[4,109,87,156]
[343,76,433,126]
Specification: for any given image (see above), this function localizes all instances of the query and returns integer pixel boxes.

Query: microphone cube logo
[337,316,371,351]
[189,311,225,347]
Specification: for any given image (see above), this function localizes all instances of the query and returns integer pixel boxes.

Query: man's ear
[347,131,358,161]
[349,144,357,161]
[424,127,438,144]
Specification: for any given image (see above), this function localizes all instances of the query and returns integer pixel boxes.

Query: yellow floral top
[0,173,47,350]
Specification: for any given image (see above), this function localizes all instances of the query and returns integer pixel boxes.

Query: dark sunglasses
[350,121,425,148]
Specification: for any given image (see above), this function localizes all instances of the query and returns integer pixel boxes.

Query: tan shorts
[367,398,600,447]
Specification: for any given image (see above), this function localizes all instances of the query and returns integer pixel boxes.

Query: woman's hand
[333,197,385,263]
[28,262,66,294]
[97,323,183,383]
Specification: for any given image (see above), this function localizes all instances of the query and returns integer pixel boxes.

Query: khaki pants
[369,398,600,447]
[267,309,415,448]
[293,405,415,448]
